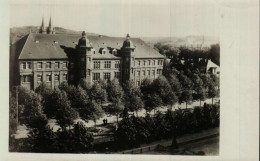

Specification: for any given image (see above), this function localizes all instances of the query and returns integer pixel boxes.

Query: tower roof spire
[49,16,52,28]
[41,17,45,28]
[40,17,46,34]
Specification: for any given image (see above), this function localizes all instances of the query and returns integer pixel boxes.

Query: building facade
[10,18,165,90]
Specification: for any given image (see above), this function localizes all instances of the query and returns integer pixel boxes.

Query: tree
[78,78,92,91]
[27,125,57,152]
[51,89,79,129]
[17,86,48,129]
[152,76,178,107]
[59,82,89,110]
[179,90,193,109]
[123,81,144,116]
[208,84,219,106]
[9,94,18,136]
[107,101,124,124]
[70,122,94,152]
[144,93,163,114]
[107,79,124,104]
[208,44,220,66]
[89,81,107,104]
[86,100,104,128]
[192,74,206,107]
[107,79,124,123]
[140,78,153,97]
[178,72,193,90]
[35,82,54,118]
[167,73,182,99]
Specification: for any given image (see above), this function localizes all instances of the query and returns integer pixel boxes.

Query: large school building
[10,18,165,90]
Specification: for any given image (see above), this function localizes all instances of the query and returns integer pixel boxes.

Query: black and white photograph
[2,0,259,160]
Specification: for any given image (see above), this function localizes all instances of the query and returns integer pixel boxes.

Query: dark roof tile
[18,33,164,60]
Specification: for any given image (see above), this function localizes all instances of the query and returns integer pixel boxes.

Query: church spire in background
[39,17,46,34]
[47,16,54,34]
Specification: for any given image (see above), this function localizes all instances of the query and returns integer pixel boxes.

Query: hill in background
[10,26,219,48]
[142,35,219,48]
[10,26,98,44]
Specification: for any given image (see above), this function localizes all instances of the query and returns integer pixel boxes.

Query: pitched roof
[207,60,219,69]
[17,33,164,60]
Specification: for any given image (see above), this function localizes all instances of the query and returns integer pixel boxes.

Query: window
[22,75,31,83]
[54,74,59,81]
[143,61,145,66]
[93,73,100,81]
[137,71,140,76]
[137,81,140,87]
[102,50,106,54]
[104,61,111,69]
[115,61,120,68]
[93,50,96,54]
[22,62,26,69]
[138,61,141,66]
[158,60,163,65]
[115,72,120,79]
[37,74,42,82]
[148,60,151,65]
[87,69,90,76]
[27,62,31,69]
[142,70,145,76]
[88,57,91,62]
[104,72,111,80]
[63,73,67,81]
[94,61,100,69]
[148,70,150,76]
[37,62,43,69]
[112,50,117,55]
[22,62,32,69]
[62,61,68,68]
[152,70,155,75]
[55,62,59,69]
[153,60,156,65]
[46,62,51,69]
[46,74,51,82]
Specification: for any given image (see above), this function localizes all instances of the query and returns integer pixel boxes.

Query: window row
[92,49,117,55]
[136,69,162,76]
[36,61,68,69]
[93,72,120,81]
[135,59,163,66]
[36,73,68,82]
[94,61,120,69]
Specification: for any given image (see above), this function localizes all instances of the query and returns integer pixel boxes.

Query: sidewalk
[119,127,219,154]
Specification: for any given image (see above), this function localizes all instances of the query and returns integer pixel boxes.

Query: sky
[10,0,221,38]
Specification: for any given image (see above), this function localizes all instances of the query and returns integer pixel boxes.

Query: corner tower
[76,31,93,84]
[121,34,136,83]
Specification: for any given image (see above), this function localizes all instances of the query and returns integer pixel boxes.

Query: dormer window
[92,49,96,54]
[102,49,106,54]
[112,49,117,55]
